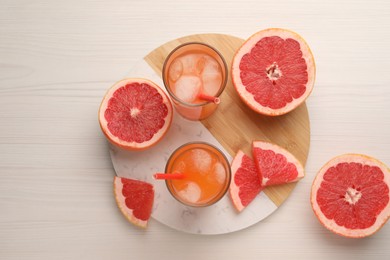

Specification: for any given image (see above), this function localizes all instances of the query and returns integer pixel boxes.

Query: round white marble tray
[109,33,310,235]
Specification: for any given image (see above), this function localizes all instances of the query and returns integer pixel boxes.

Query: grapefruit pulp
[99,78,173,150]
[114,176,154,228]
[311,154,390,238]
[232,28,315,116]
[229,150,262,212]
[252,140,305,186]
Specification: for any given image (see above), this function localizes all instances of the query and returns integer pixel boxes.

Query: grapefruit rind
[232,28,316,116]
[311,154,390,238]
[98,78,173,151]
[252,140,305,186]
[113,176,153,228]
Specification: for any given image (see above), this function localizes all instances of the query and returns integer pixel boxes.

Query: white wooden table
[1,0,389,259]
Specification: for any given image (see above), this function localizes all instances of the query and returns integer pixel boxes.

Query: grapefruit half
[114,176,154,228]
[229,150,263,212]
[99,78,173,150]
[232,28,316,116]
[311,154,390,238]
[252,140,305,186]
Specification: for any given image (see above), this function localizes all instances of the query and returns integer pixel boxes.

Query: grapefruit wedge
[252,140,305,186]
[232,28,315,116]
[229,150,263,212]
[114,176,154,228]
[311,154,390,238]
[99,78,173,150]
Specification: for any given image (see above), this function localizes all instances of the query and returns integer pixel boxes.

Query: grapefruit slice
[229,150,263,212]
[114,176,154,228]
[252,140,305,186]
[99,78,173,150]
[232,28,316,116]
[311,154,390,238]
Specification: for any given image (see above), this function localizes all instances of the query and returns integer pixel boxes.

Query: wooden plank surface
[2,0,390,259]
[144,34,310,206]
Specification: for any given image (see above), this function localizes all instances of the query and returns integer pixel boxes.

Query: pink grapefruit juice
[165,142,231,207]
[162,42,228,120]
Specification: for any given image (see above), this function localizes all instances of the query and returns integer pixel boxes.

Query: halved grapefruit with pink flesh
[311,154,390,238]
[229,150,263,212]
[114,176,154,228]
[252,140,305,186]
[99,78,173,150]
[232,28,316,116]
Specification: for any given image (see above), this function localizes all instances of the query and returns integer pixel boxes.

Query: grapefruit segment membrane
[311,154,390,238]
[114,176,154,228]
[232,28,315,116]
[229,150,263,212]
[99,78,173,150]
[252,140,305,186]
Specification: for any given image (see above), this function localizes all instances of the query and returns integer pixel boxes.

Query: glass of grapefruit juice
[162,42,228,121]
[164,142,231,207]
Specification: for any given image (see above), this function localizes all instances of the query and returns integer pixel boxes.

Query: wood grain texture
[145,34,310,206]
[1,0,390,259]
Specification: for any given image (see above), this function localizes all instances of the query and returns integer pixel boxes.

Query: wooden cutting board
[144,33,310,207]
